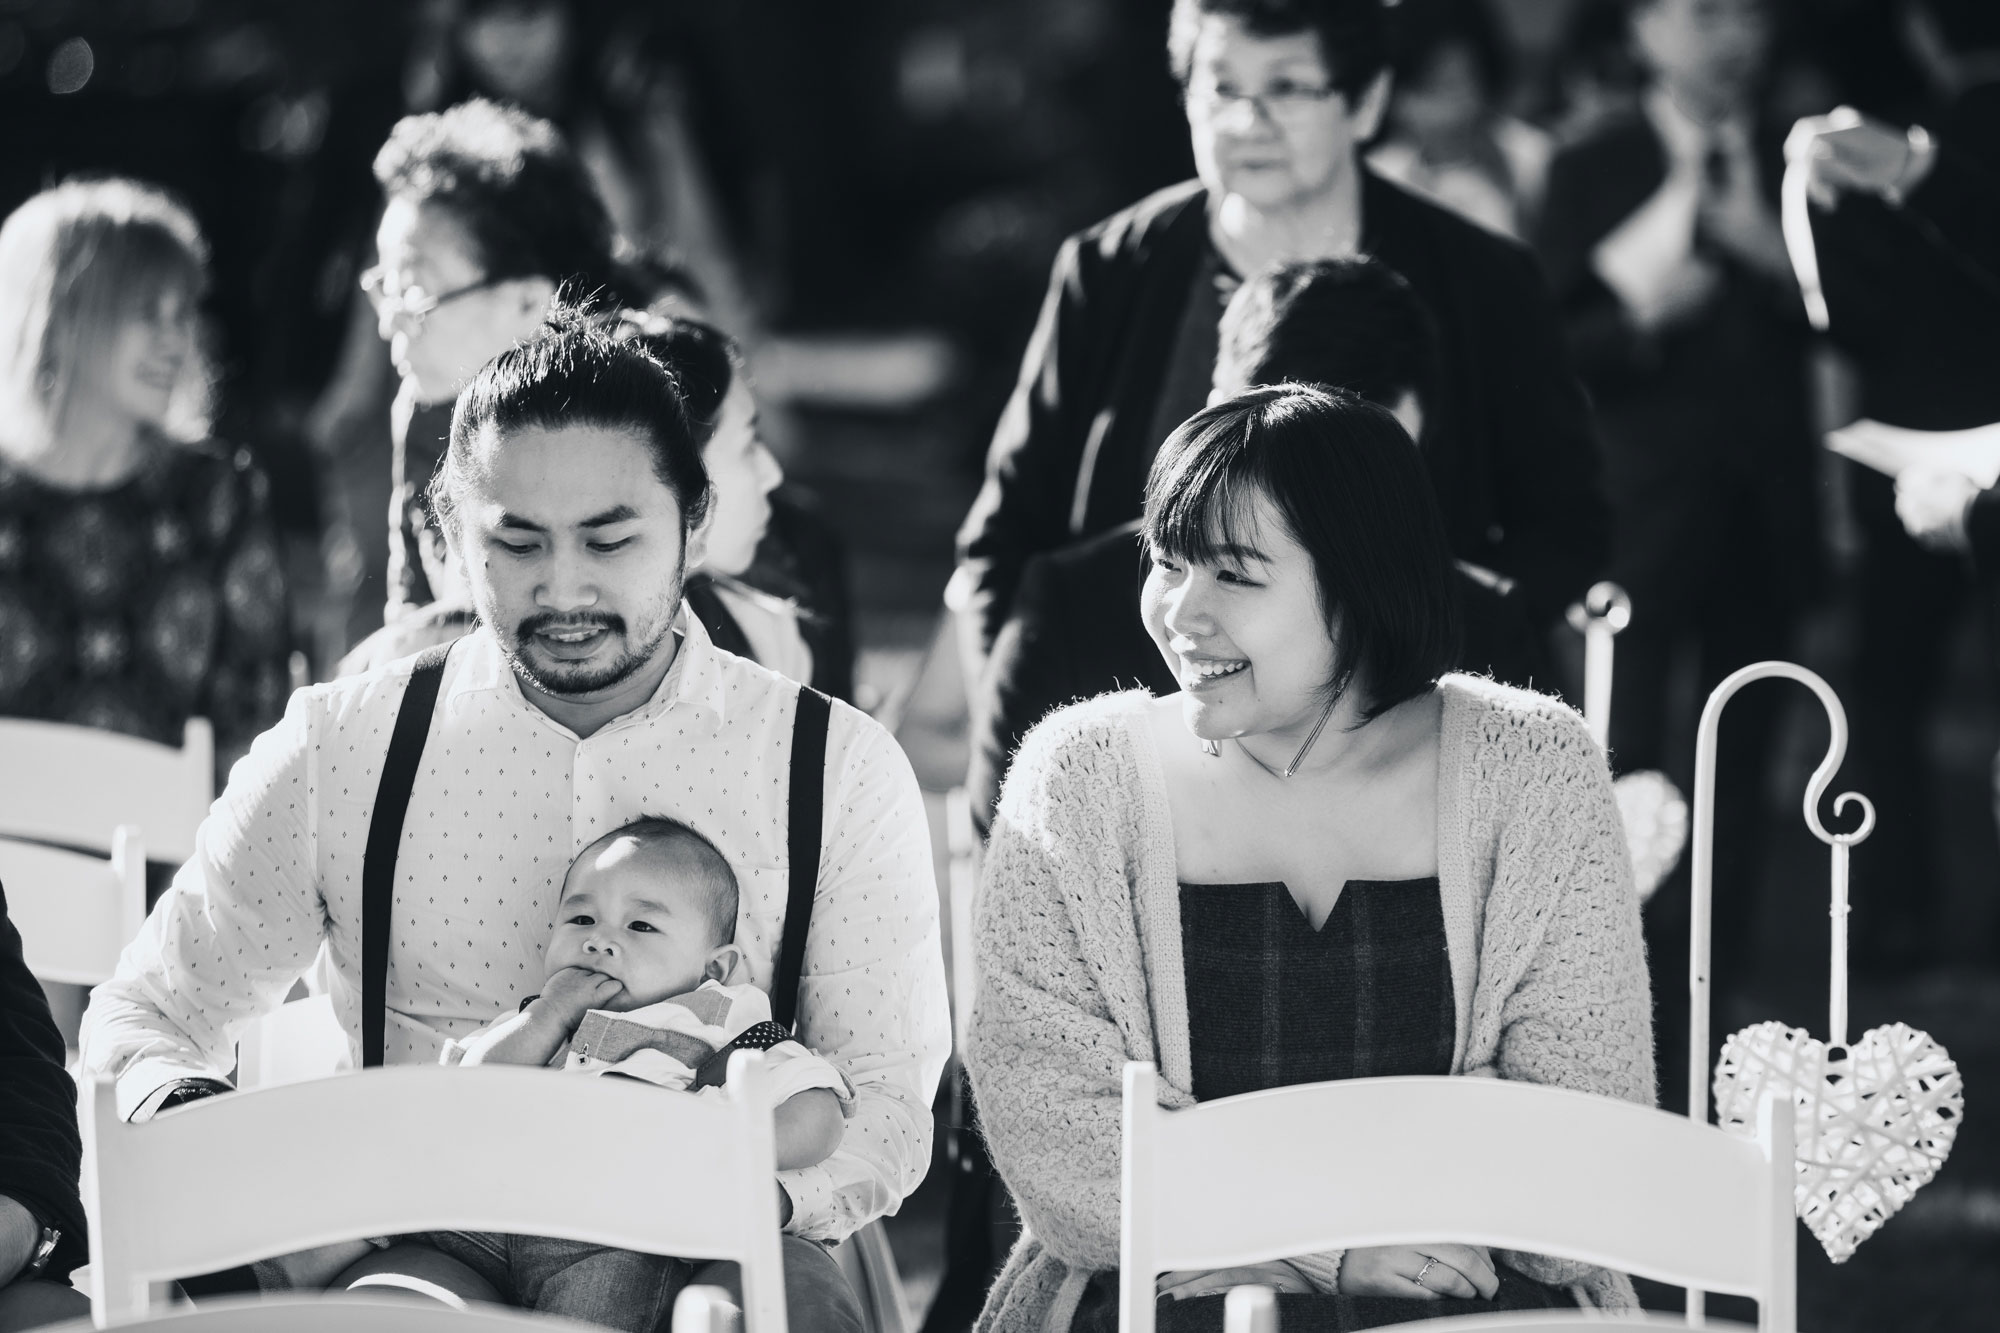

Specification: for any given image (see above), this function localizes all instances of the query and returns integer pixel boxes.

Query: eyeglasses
[1186,75,1341,121]
[359,266,499,324]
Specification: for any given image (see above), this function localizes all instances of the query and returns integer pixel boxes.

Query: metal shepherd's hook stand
[1566,581,1631,752]
[1686,661,1875,1323]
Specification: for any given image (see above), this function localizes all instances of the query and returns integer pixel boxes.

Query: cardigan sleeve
[964,710,1145,1271]
[1487,707,1655,1108]
[1468,697,1653,1305]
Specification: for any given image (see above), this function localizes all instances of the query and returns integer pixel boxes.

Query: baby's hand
[534,967,625,1028]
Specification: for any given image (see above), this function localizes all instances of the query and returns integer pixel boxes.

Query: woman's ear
[704,943,745,985]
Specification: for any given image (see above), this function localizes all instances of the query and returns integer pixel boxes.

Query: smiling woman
[0,178,291,783]
[966,384,1656,1333]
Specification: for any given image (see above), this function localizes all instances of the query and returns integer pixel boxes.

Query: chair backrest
[56,1292,611,1331]
[0,716,213,864]
[0,827,146,985]
[83,1057,789,1333]
[1119,1065,1796,1333]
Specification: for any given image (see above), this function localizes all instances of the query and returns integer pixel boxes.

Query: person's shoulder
[1011,688,1152,772]
[1070,180,1208,266]
[1438,672,1598,767]
[1368,170,1543,284]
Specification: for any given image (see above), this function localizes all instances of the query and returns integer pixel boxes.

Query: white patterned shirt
[82,608,950,1242]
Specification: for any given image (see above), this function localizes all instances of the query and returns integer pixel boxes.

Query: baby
[349,817,849,1329]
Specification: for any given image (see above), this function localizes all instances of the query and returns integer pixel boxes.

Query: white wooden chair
[0,716,213,864]
[82,1059,790,1333]
[0,827,145,986]
[34,1292,610,1332]
[1119,1064,1796,1333]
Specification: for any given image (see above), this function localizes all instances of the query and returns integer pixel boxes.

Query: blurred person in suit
[1789,0,2000,971]
[954,0,1606,673]
[1534,0,1815,1097]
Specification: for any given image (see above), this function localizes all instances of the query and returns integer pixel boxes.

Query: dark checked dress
[0,439,292,790]
[1072,878,1570,1332]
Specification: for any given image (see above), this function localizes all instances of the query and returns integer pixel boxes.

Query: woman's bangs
[1145,442,1263,567]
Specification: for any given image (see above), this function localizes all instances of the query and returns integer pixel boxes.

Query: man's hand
[0,1195,38,1288]
[1638,253,1725,331]
[1895,466,1982,553]
[1337,1245,1500,1300]
[1156,1262,1314,1301]
[1788,108,1935,209]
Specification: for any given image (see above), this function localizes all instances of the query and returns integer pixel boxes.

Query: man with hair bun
[83,309,948,1333]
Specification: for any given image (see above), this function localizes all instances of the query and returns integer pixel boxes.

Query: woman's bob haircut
[0,178,213,463]
[1143,382,1462,721]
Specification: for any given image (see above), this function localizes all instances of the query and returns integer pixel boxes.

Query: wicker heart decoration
[1714,1020,1963,1262]
[1612,769,1687,902]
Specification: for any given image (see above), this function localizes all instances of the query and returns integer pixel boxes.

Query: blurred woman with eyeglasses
[0,178,291,784]
[360,98,649,625]
[954,0,1610,673]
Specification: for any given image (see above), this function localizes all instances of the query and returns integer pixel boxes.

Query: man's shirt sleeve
[81,686,325,1120]
[777,708,950,1242]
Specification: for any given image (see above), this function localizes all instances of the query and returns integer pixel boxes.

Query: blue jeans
[422,1232,689,1332]
[416,1231,862,1333]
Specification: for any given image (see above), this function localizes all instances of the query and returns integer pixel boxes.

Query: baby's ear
[704,943,745,985]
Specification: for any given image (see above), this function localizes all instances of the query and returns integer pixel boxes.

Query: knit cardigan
[964,677,1656,1333]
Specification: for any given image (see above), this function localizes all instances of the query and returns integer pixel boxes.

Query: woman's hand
[1156,1262,1314,1301]
[1337,1245,1499,1300]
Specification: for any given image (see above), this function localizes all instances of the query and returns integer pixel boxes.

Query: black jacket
[956,174,1609,651]
[1,881,87,1283]
[967,522,1554,834]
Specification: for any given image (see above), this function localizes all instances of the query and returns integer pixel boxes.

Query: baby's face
[545,839,732,1011]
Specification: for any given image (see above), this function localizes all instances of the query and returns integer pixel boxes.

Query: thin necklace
[1201,672,1352,778]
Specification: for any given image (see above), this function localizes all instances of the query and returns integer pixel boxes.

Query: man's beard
[504,603,675,698]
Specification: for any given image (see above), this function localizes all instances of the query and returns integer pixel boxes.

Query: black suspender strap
[773,686,831,1034]
[360,642,453,1068]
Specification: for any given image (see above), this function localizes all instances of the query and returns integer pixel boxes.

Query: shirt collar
[444,600,728,733]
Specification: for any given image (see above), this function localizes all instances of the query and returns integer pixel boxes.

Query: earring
[1200,738,1221,757]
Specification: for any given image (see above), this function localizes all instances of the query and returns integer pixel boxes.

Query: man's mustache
[517,611,625,639]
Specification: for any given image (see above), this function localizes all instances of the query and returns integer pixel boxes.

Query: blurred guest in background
[955,0,1607,672]
[1535,0,1814,1089]
[0,882,89,1332]
[1791,0,2000,971]
[0,179,291,784]
[614,313,855,699]
[1367,0,1553,240]
[969,255,1551,835]
[367,97,642,621]
[412,0,760,340]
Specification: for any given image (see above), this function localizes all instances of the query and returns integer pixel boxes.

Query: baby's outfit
[426,981,852,1333]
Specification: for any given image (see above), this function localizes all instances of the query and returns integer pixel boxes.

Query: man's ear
[1351,69,1393,142]
[704,943,744,985]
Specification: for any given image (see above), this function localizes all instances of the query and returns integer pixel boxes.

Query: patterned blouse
[0,439,292,783]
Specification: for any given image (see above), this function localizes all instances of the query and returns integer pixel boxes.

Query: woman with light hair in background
[0,178,291,786]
